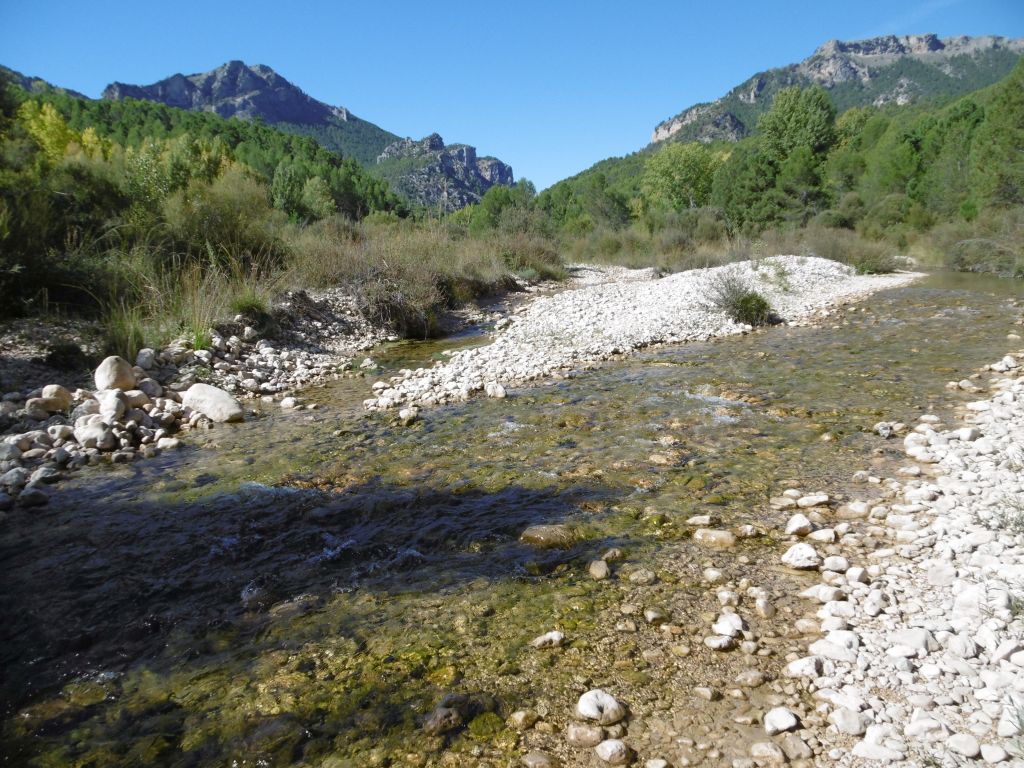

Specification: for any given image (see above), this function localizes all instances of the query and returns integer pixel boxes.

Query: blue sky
[3,1,1022,189]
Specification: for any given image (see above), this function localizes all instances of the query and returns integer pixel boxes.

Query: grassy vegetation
[2,57,1023,365]
[706,272,774,326]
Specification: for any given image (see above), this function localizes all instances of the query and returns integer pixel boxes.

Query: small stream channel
[1,273,1021,767]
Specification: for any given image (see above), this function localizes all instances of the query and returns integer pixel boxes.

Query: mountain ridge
[99,60,514,209]
[652,33,1024,145]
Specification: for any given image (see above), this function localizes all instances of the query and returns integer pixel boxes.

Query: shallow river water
[1,273,1021,767]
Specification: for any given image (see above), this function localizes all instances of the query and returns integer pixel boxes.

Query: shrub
[707,272,774,326]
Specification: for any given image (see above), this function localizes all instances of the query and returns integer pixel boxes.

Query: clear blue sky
[3,0,1022,189]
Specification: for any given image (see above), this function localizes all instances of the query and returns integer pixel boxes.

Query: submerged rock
[520,524,577,548]
[577,689,626,725]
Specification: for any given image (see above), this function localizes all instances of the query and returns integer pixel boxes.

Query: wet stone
[590,559,611,580]
[566,722,605,747]
[522,752,558,768]
[520,524,577,548]
[577,690,627,725]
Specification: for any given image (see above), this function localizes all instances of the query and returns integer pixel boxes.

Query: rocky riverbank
[761,349,1024,766]
[363,256,920,412]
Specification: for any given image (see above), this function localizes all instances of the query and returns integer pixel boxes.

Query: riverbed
[1,272,1021,767]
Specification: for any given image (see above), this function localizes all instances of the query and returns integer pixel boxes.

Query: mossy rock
[467,711,505,739]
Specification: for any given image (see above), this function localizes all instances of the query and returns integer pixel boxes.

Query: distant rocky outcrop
[100,61,514,207]
[652,34,1024,144]
[375,133,514,212]
[0,65,87,99]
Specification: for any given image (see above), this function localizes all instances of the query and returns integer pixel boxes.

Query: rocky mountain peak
[102,61,343,124]
[652,33,1024,145]
[375,134,514,212]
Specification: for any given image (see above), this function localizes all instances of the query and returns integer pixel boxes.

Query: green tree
[300,175,336,220]
[971,58,1024,206]
[641,142,723,210]
[270,161,303,216]
[758,85,837,164]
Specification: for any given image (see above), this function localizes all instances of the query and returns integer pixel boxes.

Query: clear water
[1,273,1020,766]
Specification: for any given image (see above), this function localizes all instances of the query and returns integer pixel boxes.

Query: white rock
[781,543,821,570]
[764,706,798,735]
[948,733,981,758]
[595,739,630,764]
[797,493,829,508]
[530,631,565,649]
[94,356,135,391]
[829,707,868,735]
[577,689,626,725]
[981,743,1009,763]
[181,384,244,423]
[785,513,813,536]
[711,613,744,638]
[785,656,823,678]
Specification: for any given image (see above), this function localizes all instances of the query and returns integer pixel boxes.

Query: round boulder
[94,356,136,391]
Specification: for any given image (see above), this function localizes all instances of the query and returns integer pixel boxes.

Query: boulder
[94,356,136,391]
[181,383,244,423]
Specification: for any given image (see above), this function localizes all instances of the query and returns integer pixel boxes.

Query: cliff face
[375,133,514,212]
[101,62,514,207]
[652,34,1024,144]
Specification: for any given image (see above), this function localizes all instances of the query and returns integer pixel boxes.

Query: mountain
[652,34,1024,144]
[102,60,397,165]
[101,61,514,209]
[374,133,514,212]
[0,65,87,100]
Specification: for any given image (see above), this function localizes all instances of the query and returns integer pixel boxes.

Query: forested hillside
[523,59,1023,276]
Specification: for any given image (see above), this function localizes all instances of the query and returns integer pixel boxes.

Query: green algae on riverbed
[1,273,1022,766]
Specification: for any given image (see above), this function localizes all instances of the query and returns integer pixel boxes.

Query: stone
[577,690,626,725]
[595,739,631,765]
[797,493,829,508]
[181,384,244,423]
[520,524,576,548]
[509,709,539,731]
[781,543,821,570]
[566,722,604,747]
[522,752,557,768]
[40,384,73,410]
[822,555,849,572]
[485,382,506,398]
[852,741,903,761]
[693,528,736,548]
[703,635,735,651]
[530,631,565,649]
[0,443,21,461]
[948,733,981,758]
[589,559,610,580]
[764,706,798,735]
[711,613,744,637]
[785,656,822,678]
[94,356,135,391]
[135,348,156,369]
[628,568,656,585]
[981,744,1008,763]
[749,741,787,764]
[785,513,813,536]
[398,407,419,426]
[829,707,868,735]
[17,488,48,507]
